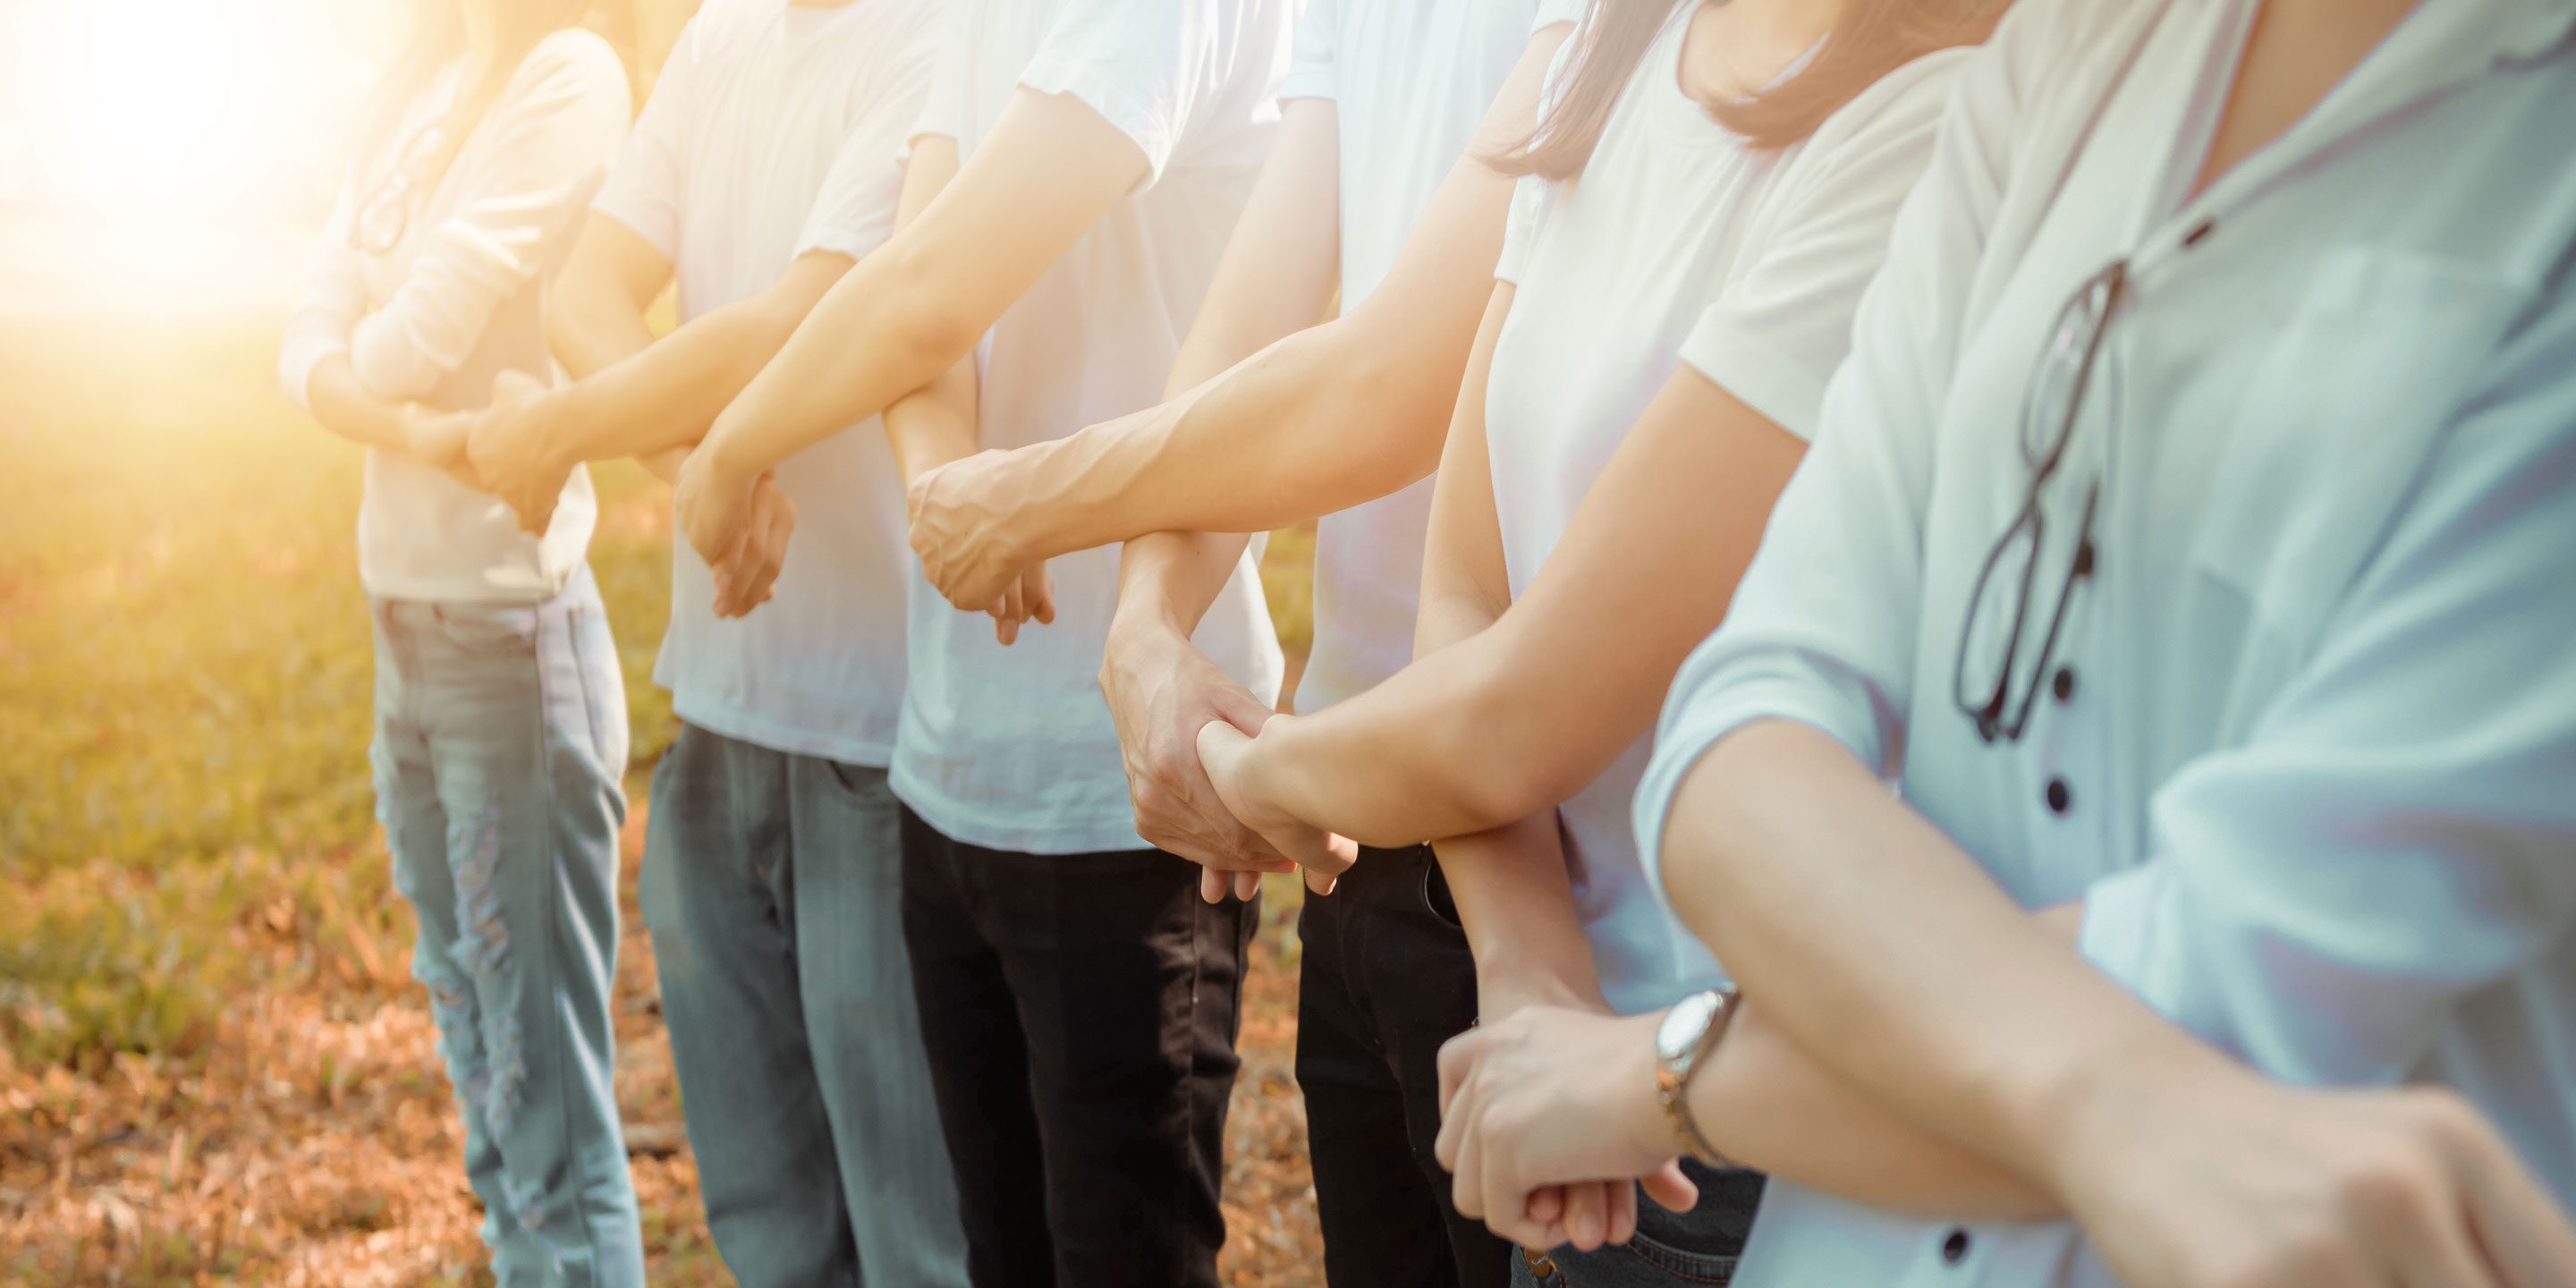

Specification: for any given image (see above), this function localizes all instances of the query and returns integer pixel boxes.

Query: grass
[0,303,1321,1284]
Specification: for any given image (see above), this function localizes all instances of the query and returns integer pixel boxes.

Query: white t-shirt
[278,31,631,602]
[894,0,1294,854]
[1277,0,1583,715]
[1487,5,1969,1015]
[592,0,939,767]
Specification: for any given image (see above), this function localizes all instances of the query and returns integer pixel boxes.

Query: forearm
[1661,720,2241,1193]
[1434,814,1605,1017]
[549,283,660,381]
[1114,529,1257,640]
[995,314,1452,560]
[704,225,977,481]
[303,354,419,452]
[1691,998,2056,1223]
[550,290,813,465]
[1241,623,1547,847]
[886,355,980,487]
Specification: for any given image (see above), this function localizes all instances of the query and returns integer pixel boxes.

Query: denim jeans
[369,567,643,1288]
[897,807,1255,1288]
[639,725,969,1288]
[1298,843,1512,1288]
[1509,1163,1765,1287]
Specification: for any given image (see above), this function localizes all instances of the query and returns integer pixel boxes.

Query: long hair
[354,0,603,164]
[1495,0,2012,181]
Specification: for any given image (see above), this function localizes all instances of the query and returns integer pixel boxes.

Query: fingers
[1206,674,1279,736]
[1608,1179,1641,1247]
[1436,1029,1480,1133]
[1303,831,1360,896]
[1563,1179,1607,1251]
[1024,564,1055,626]
[1199,866,1226,906]
[1232,869,1261,901]
[2447,1103,2576,1288]
[1639,1160,1699,1215]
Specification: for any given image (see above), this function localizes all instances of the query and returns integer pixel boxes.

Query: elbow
[1332,348,1448,495]
[1438,658,1589,834]
[880,239,984,378]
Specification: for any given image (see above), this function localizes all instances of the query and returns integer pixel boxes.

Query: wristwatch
[1653,987,1739,1165]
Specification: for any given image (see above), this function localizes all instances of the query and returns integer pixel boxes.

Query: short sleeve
[1678,48,1966,440]
[799,10,942,260]
[1634,15,2040,894]
[907,6,971,151]
[591,12,701,257]
[1532,0,1589,31]
[1279,0,1344,103]
[1018,0,1204,186]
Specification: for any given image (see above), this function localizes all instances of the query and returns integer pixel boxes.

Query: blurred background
[0,2,1321,1283]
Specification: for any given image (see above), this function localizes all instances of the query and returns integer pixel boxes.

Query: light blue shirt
[1636,0,2576,1283]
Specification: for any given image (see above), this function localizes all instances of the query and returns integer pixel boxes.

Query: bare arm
[679,87,1156,566]
[1092,93,1343,649]
[920,20,1571,580]
[1227,366,1804,848]
[547,213,671,379]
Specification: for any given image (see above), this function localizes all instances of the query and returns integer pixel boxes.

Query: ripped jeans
[369,567,643,1288]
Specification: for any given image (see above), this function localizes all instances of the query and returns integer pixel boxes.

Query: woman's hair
[1494,0,2013,181]
[354,0,609,161]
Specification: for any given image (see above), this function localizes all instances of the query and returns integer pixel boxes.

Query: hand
[987,561,1055,646]
[1100,614,1297,902]
[465,368,573,534]
[674,438,758,572]
[403,406,485,493]
[710,471,796,619]
[2057,1069,2576,1288]
[1195,716,1360,896]
[909,450,1038,613]
[1436,1005,1701,1251]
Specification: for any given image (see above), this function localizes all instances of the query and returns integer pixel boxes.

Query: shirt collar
[2189,0,2576,220]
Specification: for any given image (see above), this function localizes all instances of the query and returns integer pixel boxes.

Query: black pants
[898,808,1257,1288]
[1299,843,1513,1287]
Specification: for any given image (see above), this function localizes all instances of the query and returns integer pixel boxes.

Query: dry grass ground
[0,284,1324,1285]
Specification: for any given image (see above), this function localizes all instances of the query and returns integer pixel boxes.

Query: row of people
[281,0,2576,1285]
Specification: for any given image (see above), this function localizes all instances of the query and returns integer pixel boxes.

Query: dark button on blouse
[1942,1229,1972,1264]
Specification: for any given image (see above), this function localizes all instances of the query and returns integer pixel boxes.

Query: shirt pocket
[2188,248,2528,666]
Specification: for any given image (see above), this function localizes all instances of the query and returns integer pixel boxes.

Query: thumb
[1639,1161,1699,1215]
[1193,717,1253,781]
[1208,677,1278,736]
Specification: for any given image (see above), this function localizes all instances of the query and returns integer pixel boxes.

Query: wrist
[2035,1030,2228,1199]
[1109,569,1195,646]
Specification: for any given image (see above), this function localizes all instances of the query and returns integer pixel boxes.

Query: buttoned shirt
[1635,0,2576,1283]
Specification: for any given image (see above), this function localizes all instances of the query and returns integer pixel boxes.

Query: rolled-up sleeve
[1634,14,2039,894]
[349,34,631,401]
[2079,301,2576,1084]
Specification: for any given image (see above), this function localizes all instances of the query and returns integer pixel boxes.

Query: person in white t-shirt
[893,3,1576,1283]
[446,2,966,1284]
[1431,3,2576,1288]
[1181,0,2005,1280]
[273,2,639,1284]
[662,2,1296,1282]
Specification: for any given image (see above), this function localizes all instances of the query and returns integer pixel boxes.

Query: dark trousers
[1298,843,1513,1288]
[898,807,1256,1288]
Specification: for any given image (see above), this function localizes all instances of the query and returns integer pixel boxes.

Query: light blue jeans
[640,724,969,1288]
[369,567,644,1288]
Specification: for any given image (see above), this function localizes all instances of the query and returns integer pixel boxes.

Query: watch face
[1657,990,1720,1061]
